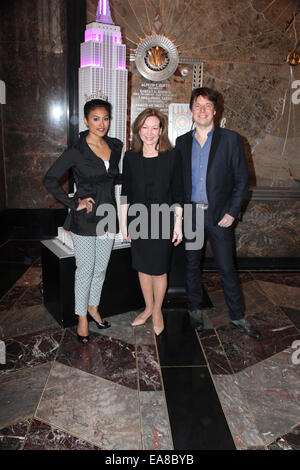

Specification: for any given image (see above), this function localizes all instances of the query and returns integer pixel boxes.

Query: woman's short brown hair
[132,108,172,153]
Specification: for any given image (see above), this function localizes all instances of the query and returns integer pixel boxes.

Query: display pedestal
[41,239,144,328]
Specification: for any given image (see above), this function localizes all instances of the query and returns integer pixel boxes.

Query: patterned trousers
[71,233,114,316]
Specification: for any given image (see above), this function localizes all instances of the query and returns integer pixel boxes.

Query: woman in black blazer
[120,108,183,335]
[44,99,123,344]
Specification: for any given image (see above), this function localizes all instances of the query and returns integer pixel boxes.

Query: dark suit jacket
[43,131,123,235]
[175,126,249,225]
[121,149,183,206]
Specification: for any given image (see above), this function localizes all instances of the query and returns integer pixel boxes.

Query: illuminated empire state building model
[78,0,128,146]
[55,1,128,250]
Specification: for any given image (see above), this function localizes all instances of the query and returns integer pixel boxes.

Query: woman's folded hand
[76,197,95,213]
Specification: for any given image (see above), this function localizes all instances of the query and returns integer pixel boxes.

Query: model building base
[41,239,144,328]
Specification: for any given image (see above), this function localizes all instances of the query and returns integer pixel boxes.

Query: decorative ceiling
[87,0,300,65]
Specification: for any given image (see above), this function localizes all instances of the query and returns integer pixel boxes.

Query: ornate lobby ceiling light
[135,34,179,81]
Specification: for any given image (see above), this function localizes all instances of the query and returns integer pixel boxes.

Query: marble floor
[0,240,300,450]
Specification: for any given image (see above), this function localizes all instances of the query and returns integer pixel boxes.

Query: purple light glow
[113,34,121,44]
[116,62,126,70]
[85,29,103,42]
[80,59,103,68]
[96,0,114,25]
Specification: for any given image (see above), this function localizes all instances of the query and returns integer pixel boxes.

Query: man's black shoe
[231,318,261,341]
[188,309,204,332]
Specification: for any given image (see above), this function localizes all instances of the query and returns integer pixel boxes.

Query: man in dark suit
[175,87,261,340]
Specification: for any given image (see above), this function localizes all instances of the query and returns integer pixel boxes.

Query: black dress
[121,150,183,276]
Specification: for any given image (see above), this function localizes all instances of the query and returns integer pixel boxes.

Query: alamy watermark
[291,80,300,105]
[0,340,5,365]
[291,340,300,365]
[96,201,205,250]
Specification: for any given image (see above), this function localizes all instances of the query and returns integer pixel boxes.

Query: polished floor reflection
[0,241,300,450]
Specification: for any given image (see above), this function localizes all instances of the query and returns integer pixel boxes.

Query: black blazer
[121,149,183,206]
[175,126,249,224]
[43,131,123,235]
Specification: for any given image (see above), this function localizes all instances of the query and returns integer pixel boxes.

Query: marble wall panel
[1,0,299,215]
[0,107,6,209]
[0,0,68,208]
[203,62,300,187]
[88,0,299,189]
[235,199,300,257]
[201,196,300,258]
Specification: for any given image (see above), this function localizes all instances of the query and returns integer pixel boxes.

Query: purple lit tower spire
[78,0,128,147]
[96,0,114,25]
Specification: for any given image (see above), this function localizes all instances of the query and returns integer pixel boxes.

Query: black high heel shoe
[77,333,89,344]
[87,311,111,329]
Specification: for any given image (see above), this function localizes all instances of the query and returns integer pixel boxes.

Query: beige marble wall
[236,197,300,257]
[86,0,300,257]
[0,0,68,208]
[88,0,300,188]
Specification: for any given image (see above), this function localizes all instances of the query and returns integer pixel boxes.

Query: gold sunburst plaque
[135,35,179,81]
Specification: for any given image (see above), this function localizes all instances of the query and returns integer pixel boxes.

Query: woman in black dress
[44,99,123,344]
[120,108,183,335]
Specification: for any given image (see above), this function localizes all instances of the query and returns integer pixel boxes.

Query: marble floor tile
[15,267,42,288]
[134,320,156,347]
[156,310,206,367]
[140,391,173,450]
[57,329,137,389]
[252,272,300,288]
[213,374,265,449]
[198,329,232,375]
[0,418,31,450]
[14,285,43,309]
[137,344,162,391]
[236,348,300,445]
[0,240,40,264]
[202,302,230,329]
[242,280,275,316]
[89,310,135,345]
[204,289,236,328]
[0,304,61,340]
[256,281,300,310]
[268,424,300,450]
[0,286,28,312]
[36,361,142,450]
[0,265,28,300]
[268,439,294,450]
[0,363,51,429]
[23,419,101,450]
[2,259,300,452]
[217,307,300,373]
[205,281,274,329]
[162,367,235,450]
[0,241,41,298]
[239,273,255,283]
[0,328,63,375]
[280,307,300,331]
[201,272,252,292]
